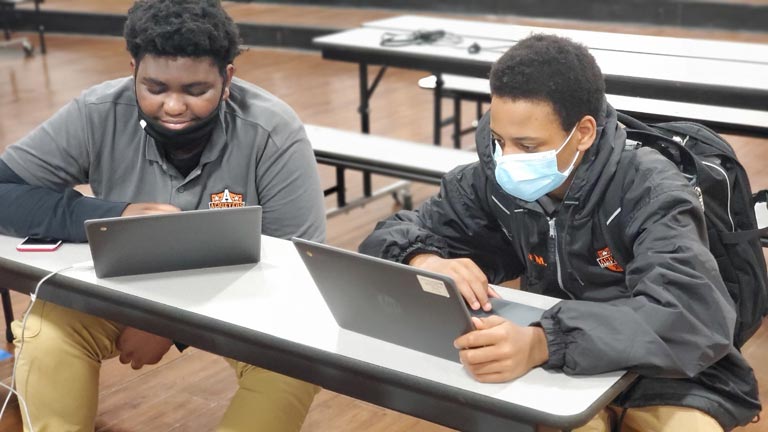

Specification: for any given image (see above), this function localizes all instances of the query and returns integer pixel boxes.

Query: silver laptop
[85,206,262,278]
[292,238,543,363]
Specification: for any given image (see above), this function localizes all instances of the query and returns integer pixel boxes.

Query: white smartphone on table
[16,237,63,252]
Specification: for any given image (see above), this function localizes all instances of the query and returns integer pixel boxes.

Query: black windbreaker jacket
[359,104,760,429]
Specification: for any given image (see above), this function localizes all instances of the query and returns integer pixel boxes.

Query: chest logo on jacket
[209,189,245,209]
[596,247,624,272]
[528,253,547,267]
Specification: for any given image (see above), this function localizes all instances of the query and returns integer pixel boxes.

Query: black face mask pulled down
[136,94,223,154]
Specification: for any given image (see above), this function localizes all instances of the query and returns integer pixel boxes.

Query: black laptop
[293,237,544,362]
[85,206,262,278]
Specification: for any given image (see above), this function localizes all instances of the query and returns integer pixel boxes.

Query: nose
[163,93,187,117]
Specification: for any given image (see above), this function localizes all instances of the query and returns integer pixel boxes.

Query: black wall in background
[231,0,768,32]
[7,0,768,49]
[11,10,332,50]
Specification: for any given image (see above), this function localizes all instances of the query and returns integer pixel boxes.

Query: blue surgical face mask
[493,125,579,202]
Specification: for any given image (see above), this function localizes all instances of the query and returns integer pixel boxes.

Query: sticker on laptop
[417,275,450,298]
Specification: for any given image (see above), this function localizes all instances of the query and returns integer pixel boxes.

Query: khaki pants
[541,404,723,432]
[11,300,319,432]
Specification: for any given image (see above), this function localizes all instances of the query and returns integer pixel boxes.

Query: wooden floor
[1,15,768,432]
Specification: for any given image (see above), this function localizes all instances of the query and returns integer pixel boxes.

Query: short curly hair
[124,0,242,76]
[489,34,605,131]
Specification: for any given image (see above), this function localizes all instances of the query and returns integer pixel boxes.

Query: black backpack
[600,112,768,348]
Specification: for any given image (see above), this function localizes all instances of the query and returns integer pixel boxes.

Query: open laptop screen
[293,237,543,362]
[85,206,262,278]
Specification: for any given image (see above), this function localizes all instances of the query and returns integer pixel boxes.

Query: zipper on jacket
[560,205,585,287]
[549,217,574,299]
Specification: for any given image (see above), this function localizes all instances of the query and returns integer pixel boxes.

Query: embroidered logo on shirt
[596,247,624,272]
[209,189,245,209]
[528,253,547,267]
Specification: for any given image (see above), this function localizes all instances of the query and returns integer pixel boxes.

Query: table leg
[433,73,444,146]
[453,96,462,149]
[335,167,346,208]
[35,0,46,54]
[358,63,370,134]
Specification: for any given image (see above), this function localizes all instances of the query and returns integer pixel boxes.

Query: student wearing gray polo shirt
[0,1,325,431]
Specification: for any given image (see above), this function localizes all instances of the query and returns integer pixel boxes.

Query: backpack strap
[622,130,700,188]
[618,112,700,189]
[617,111,655,132]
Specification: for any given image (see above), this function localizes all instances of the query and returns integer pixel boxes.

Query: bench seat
[306,125,477,185]
[305,125,477,216]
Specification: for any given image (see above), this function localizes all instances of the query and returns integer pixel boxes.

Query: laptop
[85,206,262,278]
[292,238,544,363]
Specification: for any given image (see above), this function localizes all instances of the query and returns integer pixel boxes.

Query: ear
[575,115,597,152]
[222,64,235,101]
[130,58,136,75]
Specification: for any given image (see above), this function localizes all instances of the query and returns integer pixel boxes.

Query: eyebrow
[490,128,540,143]
[140,77,212,88]
[183,82,213,88]
[140,77,166,87]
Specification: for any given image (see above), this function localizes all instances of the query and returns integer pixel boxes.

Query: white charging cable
[0,260,93,432]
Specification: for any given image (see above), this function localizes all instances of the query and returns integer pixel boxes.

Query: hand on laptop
[117,327,174,370]
[453,316,549,382]
[122,203,181,217]
[408,254,499,311]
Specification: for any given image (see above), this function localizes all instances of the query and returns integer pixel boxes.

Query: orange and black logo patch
[596,247,624,272]
[528,253,547,267]
[209,189,245,209]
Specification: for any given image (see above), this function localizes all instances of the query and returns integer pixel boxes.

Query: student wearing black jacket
[0,1,325,431]
[359,34,760,430]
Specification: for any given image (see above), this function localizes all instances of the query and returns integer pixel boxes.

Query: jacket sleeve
[359,163,524,284]
[539,151,735,378]
[0,159,128,242]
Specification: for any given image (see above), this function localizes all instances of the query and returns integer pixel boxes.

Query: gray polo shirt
[1,76,325,242]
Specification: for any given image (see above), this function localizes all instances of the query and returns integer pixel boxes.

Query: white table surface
[315,26,768,94]
[421,74,768,129]
[365,15,768,65]
[0,233,628,423]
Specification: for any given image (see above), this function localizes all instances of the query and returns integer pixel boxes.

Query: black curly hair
[489,34,605,132]
[124,0,242,76]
